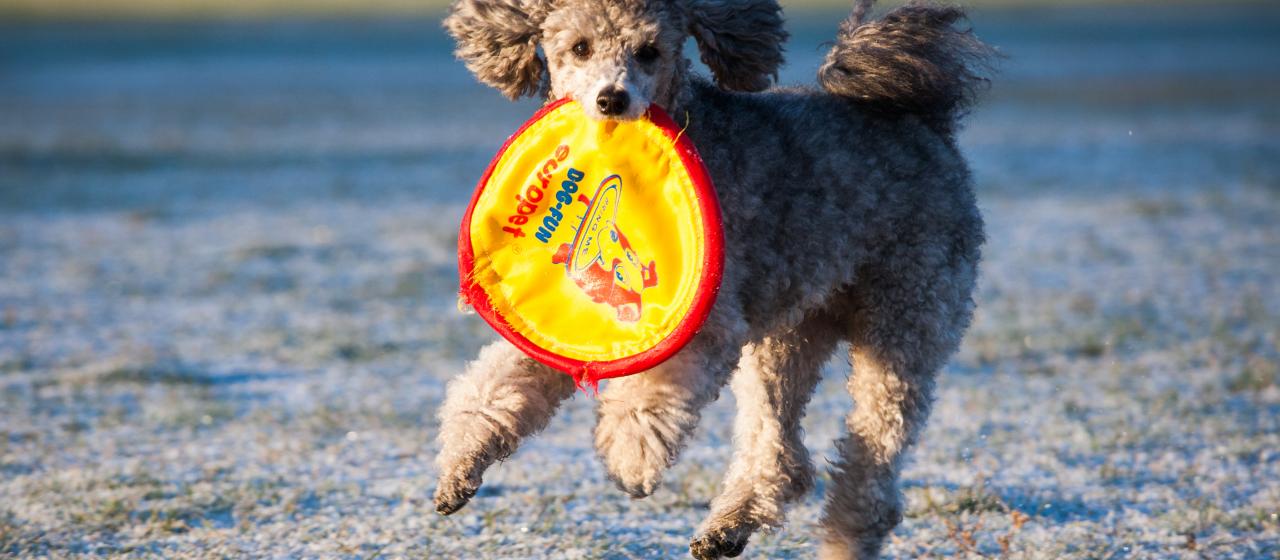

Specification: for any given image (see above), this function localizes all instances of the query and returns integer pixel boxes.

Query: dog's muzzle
[596,87,630,117]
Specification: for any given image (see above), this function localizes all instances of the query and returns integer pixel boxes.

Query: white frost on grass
[1,172,1275,559]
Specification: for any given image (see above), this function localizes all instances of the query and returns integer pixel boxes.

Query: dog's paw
[690,521,755,559]
[594,404,691,498]
[433,474,480,516]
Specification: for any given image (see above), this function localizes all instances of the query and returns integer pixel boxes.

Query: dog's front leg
[433,339,577,515]
[593,331,741,499]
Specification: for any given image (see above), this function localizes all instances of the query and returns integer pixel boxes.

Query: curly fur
[435,1,992,558]
[685,0,788,92]
[818,1,994,128]
[443,0,549,99]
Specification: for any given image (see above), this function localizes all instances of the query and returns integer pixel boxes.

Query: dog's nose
[596,87,630,116]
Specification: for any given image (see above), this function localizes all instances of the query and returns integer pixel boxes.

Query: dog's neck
[653,57,695,119]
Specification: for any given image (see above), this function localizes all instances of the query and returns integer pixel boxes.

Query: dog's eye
[572,40,591,59]
[636,44,660,63]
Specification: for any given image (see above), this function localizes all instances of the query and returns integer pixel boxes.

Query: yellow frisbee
[458,99,723,387]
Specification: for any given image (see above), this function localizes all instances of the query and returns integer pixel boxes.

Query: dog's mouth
[582,107,648,123]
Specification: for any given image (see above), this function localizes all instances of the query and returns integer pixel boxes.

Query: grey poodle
[433,0,992,557]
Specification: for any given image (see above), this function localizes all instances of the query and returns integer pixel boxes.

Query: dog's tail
[818,0,994,130]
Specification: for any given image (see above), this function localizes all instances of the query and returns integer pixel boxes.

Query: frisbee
[458,99,723,387]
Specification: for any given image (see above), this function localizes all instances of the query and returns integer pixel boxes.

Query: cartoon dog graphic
[551,175,658,322]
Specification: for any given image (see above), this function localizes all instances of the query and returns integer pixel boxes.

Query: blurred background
[1,1,1277,558]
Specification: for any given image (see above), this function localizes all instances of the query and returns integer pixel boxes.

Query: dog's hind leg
[820,343,934,559]
[690,313,841,560]
[594,328,743,499]
[433,339,577,515]
[820,248,977,559]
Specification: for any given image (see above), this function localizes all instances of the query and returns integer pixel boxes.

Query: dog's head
[444,0,787,120]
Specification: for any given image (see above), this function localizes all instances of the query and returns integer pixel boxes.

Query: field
[1,4,1278,559]
[2,0,1254,20]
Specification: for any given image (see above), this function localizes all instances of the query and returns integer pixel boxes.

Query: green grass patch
[100,364,216,386]
[1227,355,1278,393]
[909,479,1010,518]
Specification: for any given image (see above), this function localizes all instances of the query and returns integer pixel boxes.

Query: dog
[434,0,992,557]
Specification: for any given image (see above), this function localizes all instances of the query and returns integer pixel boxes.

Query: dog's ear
[443,0,548,99]
[683,0,787,92]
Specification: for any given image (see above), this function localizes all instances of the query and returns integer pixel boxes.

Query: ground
[1,5,1278,559]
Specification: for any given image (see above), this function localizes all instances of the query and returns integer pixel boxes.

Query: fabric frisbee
[458,99,723,387]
